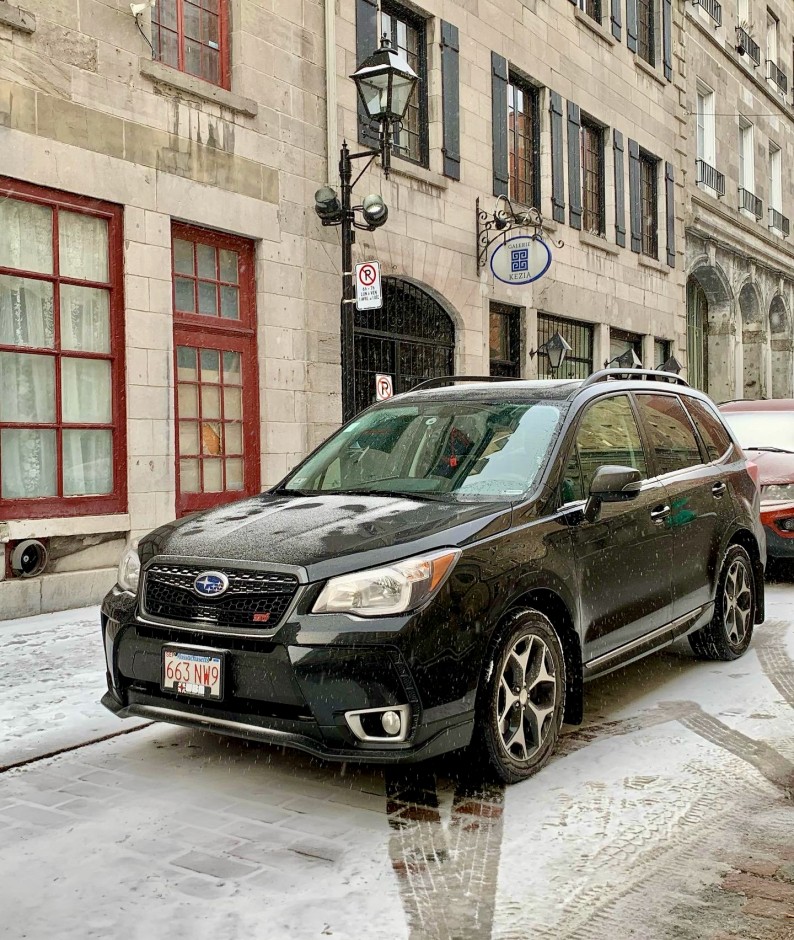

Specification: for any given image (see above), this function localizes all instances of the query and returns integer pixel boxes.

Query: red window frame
[171,222,259,517]
[0,177,126,521]
[152,0,231,90]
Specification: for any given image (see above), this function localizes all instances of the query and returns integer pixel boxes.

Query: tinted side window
[563,395,648,501]
[684,398,732,461]
[636,394,702,474]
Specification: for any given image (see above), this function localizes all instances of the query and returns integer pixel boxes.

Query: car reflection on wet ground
[1,581,793,940]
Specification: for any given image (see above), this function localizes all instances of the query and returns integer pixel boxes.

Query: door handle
[650,504,671,523]
[712,481,727,497]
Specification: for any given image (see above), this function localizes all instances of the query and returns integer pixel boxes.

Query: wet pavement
[1,582,792,939]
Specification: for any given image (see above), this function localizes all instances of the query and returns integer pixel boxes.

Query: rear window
[635,394,702,475]
[684,398,732,461]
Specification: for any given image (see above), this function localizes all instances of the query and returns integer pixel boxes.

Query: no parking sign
[375,373,393,401]
[355,261,382,310]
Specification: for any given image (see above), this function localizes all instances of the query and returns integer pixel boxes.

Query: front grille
[142,564,299,629]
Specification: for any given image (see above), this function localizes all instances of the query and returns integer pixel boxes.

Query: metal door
[353,278,455,414]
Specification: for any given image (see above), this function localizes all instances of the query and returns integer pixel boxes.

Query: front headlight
[761,483,794,504]
[117,545,141,594]
[312,549,461,617]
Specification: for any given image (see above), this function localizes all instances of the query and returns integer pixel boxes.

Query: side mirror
[584,465,642,522]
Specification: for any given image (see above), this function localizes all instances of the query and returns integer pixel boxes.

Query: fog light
[381,710,401,735]
[778,517,794,532]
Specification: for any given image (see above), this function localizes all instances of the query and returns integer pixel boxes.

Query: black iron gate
[353,278,455,413]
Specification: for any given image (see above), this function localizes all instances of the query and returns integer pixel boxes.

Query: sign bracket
[476,196,564,274]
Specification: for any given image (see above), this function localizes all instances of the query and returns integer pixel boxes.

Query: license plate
[162,646,224,701]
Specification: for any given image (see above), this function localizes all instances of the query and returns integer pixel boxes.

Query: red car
[720,399,794,561]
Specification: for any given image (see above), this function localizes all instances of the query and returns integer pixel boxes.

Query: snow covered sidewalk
[0,606,147,767]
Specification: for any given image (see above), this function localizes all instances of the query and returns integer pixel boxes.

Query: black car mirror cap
[583,465,643,522]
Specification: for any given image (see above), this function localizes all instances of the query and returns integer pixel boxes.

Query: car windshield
[721,411,794,453]
[280,399,565,502]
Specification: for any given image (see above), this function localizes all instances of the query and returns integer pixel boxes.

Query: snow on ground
[0,584,792,939]
[0,606,147,766]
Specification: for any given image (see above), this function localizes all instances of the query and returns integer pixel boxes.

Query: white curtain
[0,428,57,499]
[0,198,53,274]
[0,275,54,348]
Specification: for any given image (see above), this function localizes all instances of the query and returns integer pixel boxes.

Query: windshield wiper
[331,488,446,501]
[744,445,794,454]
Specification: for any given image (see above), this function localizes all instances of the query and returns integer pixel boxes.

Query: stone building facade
[1,0,686,617]
[683,0,794,402]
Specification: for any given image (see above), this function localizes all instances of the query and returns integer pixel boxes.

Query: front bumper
[761,504,794,559]
[100,586,476,764]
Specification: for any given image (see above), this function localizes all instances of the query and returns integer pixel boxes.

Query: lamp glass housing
[352,40,419,123]
[544,332,572,370]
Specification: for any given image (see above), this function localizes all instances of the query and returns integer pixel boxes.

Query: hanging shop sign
[490,235,552,286]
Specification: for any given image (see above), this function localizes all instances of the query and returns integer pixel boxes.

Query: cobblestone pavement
[0,583,792,939]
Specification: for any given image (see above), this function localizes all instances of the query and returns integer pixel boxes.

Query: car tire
[688,544,755,661]
[471,609,566,784]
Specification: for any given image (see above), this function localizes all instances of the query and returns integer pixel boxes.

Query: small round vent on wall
[10,539,48,578]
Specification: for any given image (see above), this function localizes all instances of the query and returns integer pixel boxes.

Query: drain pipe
[325,0,338,186]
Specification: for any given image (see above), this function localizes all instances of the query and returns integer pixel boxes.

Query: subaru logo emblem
[193,571,229,598]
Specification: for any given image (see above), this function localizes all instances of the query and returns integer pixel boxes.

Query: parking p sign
[355,261,382,310]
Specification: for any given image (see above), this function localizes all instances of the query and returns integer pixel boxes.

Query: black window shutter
[613,130,626,248]
[549,91,565,223]
[491,52,509,197]
[665,161,675,267]
[356,0,379,147]
[662,0,673,81]
[567,101,582,230]
[628,139,642,253]
[626,0,638,53]
[441,21,461,180]
[611,0,622,40]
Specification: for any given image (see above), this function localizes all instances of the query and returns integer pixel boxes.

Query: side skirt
[582,603,714,682]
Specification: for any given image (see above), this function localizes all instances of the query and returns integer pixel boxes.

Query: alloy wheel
[722,558,753,646]
[496,634,558,763]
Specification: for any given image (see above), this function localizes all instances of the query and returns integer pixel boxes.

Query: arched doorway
[686,276,708,392]
[739,281,765,400]
[352,277,456,413]
[769,295,793,398]
[686,261,734,401]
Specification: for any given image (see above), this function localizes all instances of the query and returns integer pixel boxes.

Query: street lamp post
[314,37,418,422]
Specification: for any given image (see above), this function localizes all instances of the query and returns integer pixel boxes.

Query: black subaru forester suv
[102,369,765,783]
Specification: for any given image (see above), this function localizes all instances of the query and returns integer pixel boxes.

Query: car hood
[139,492,512,580]
[745,450,794,486]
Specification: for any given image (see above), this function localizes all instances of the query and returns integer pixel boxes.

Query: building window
[489,303,522,378]
[171,224,259,516]
[654,338,672,367]
[579,0,602,22]
[696,84,716,169]
[637,0,656,65]
[581,119,605,235]
[152,0,229,89]
[738,118,754,193]
[769,143,782,212]
[609,328,642,366]
[507,76,540,207]
[381,3,428,167]
[767,9,778,64]
[639,152,658,258]
[0,180,125,520]
[537,313,594,379]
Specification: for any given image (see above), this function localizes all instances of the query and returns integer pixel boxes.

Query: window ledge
[579,230,620,254]
[139,58,258,118]
[637,253,670,274]
[0,2,36,33]
[633,54,666,86]
[573,7,617,45]
[386,159,449,190]
[0,514,131,543]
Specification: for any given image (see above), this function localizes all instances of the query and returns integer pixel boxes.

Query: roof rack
[410,375,525,392]
[579,368,690,389]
